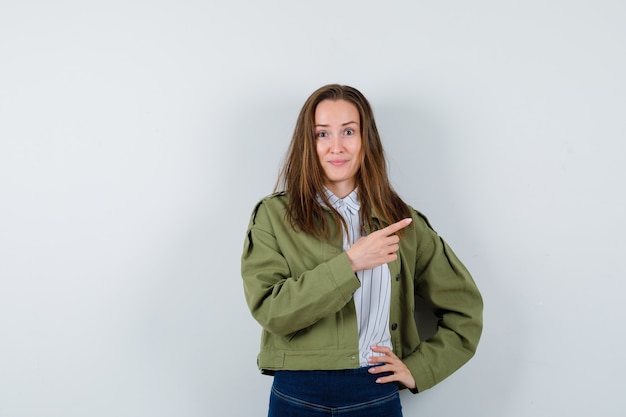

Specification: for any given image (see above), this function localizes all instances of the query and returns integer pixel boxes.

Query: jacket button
[391,323,398,331]
[395,274,401,281]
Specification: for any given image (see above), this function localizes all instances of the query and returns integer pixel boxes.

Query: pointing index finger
[380,218,412,236]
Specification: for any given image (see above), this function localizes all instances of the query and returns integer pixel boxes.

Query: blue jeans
[268,367,402,417]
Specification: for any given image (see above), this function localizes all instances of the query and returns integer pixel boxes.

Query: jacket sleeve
[403,211,483,393]
[241,199,361,336]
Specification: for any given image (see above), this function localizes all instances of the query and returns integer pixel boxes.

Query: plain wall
[1,1,625,416]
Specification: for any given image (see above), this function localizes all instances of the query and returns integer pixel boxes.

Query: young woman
[241,84,483,417]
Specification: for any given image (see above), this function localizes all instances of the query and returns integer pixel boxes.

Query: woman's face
[314,99,362,198]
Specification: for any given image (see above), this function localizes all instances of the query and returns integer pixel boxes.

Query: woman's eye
[344,129,355,136]
[316,131,328,139]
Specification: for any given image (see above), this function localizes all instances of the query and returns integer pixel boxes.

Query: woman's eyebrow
[314,121,358,127]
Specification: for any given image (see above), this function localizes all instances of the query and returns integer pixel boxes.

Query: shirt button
[391,323,398,331]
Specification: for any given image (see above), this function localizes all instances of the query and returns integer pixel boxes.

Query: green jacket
[241,192,483,392]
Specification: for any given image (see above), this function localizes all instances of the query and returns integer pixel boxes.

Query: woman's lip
[328,160,347,166]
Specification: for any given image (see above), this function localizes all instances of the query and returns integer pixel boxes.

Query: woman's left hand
[368,346,417,390]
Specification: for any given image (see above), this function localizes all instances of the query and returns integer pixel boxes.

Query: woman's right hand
[346,218,412,272]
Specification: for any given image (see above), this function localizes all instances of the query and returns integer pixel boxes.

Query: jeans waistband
[272,367,397,408]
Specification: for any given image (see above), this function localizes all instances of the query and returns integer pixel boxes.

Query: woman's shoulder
[256,191,289,209]
[248,192,289,224]
[405,203,437,234]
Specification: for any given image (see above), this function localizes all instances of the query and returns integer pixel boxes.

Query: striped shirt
[324,188,393,367]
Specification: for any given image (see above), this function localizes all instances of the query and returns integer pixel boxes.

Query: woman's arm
[403,211,484,392]
[241,199,360,336]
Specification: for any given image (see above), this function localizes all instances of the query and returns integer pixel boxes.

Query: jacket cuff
[325,252,360,302]
[404,350,436,393]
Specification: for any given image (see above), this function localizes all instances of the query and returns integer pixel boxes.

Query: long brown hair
[275,84,411,238]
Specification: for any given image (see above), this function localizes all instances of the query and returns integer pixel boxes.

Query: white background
[1,1,625,416]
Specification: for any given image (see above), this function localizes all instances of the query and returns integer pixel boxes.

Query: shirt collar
[322,187,361,214]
